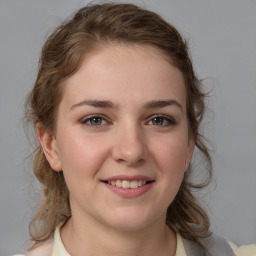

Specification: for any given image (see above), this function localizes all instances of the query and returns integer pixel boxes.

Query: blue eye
[148,115,176,126]
[81,115,107,126]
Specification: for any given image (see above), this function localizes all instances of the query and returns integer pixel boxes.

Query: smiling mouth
[102,180,154,189]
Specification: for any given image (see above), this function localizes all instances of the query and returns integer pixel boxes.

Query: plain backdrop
[0,0,255,255]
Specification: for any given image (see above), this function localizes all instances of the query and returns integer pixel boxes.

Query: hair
[25,2,212,251]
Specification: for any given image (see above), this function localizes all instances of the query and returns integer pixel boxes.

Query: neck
[61,215,176,256]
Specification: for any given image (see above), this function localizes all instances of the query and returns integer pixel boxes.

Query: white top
[13,224,256,256]
[51,225,187,256]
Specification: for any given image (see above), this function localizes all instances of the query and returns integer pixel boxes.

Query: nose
[111,123,148,166]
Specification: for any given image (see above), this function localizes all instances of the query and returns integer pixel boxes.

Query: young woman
[18,2,255,256]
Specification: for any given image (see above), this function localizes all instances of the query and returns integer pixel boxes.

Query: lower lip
[103,182,154,198]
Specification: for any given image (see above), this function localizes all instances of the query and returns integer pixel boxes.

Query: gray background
[0,0,255,255]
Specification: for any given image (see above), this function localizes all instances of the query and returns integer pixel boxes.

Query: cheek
[147,134,188,213]
[151,132,188,173]
[56,130,110,184]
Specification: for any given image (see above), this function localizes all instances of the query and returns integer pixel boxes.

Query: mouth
[101,175,155,198]
[102,179,154,189]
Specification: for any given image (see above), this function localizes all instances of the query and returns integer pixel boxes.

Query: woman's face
[41,44,194,231]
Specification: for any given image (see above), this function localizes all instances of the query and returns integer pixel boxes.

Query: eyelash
[147,115,176,126]
[80,114,176,128]
[80,115,109,127]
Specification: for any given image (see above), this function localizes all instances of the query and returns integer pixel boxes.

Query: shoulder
[228,241,256,256]
[25,238,54,256]
[204,234,236,254]
[181,233,255,256]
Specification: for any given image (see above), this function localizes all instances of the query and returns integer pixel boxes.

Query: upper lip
[102,175,154,182]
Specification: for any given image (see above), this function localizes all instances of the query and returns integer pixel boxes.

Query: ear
[185,137,195,170]
[36,123,62,172]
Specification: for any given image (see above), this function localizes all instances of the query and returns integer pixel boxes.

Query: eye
[80,115,108,127]
[147,115,176,126]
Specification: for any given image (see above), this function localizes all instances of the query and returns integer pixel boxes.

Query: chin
[103,208,161,231]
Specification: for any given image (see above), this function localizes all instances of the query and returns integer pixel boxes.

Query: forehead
[60,44,186,109]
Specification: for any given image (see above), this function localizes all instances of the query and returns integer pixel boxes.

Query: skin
[37,44,194,256]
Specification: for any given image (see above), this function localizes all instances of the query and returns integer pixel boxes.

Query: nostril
[111,138,148,166]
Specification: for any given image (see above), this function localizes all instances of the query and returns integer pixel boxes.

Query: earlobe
[36,123,62,172]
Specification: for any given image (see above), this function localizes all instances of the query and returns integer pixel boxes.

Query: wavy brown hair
[25,2,212,251]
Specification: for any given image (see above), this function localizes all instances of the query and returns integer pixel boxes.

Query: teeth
[130,180,138,189]
[122,180,130,189]
[107,180,149,189]
[116,180,122,187]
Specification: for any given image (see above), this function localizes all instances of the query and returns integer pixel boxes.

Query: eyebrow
[70,100,116,111]
[70,99,183,112]
[144,99,183,112]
